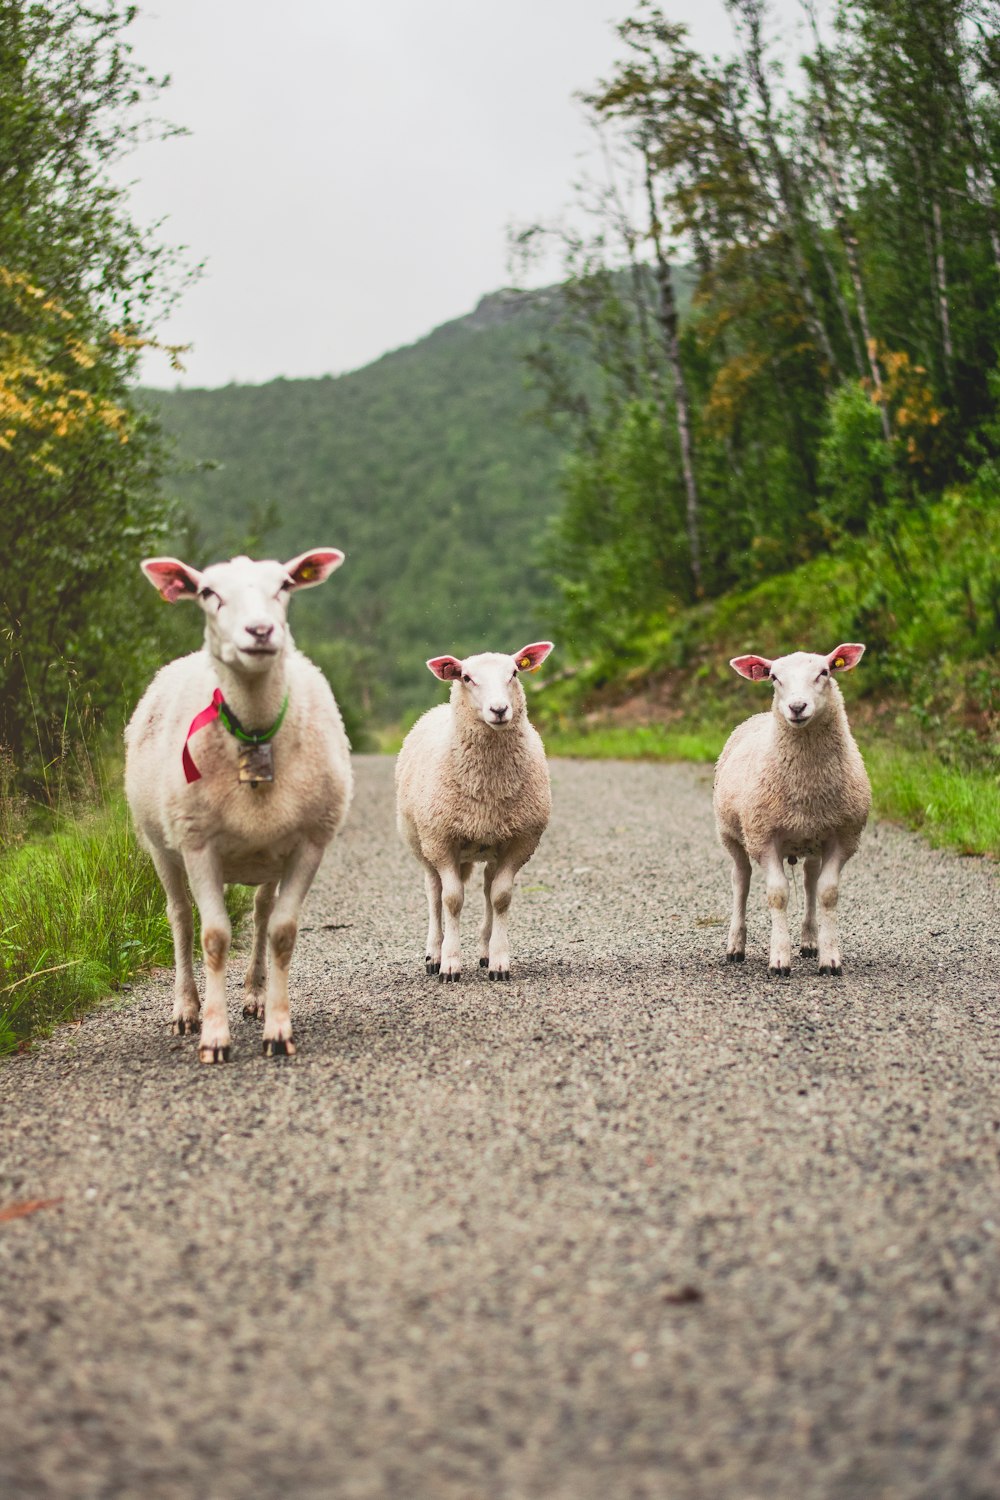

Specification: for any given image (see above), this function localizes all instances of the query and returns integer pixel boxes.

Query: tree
[0,1,187,775]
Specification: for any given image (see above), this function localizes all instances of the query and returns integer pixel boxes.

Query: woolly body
[396,648,552,980]
[125,549,352,1062]
[714,686,870,866]
[126,646,351,885]
[713,646,871,976]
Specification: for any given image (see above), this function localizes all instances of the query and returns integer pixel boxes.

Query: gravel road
[1,754,998,1500]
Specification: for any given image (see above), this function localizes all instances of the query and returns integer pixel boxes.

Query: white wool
[395,646,553,981]
[713,645,871,976]
[125,551,352,1061]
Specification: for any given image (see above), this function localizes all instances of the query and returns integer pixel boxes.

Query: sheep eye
[818,668,829,680]
[199,586,219,604]
[462,673,472,684]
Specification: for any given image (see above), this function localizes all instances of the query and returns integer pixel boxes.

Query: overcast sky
[123,0,810,389]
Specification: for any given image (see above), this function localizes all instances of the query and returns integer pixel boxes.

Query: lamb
[125,550,353,1063]
[713,643,871,977]
[395,642,554,982]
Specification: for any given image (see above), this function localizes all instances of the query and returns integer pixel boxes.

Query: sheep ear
[512,641,554,674]
[140,557,202,603]
[730,654,772,682]
[828,643,865,672]
[427,656,463,681]
[284,548,344,589]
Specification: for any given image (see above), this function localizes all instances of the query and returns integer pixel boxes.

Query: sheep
[395,642,554,982]
[713,643,871,977]
[125,550,353,1063]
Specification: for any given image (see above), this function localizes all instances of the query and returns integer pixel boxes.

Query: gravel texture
[1,754,998,1500]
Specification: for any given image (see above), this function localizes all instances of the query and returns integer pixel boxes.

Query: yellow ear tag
[834,656,845,669]
[298,564,316,582]
[519,656,534,671]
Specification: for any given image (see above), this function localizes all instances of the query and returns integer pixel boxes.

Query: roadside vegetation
[0,2,217,1050]
[0,769,251,1055]
[518,0,999,860]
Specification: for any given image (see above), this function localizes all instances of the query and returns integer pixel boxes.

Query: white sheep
[713,643,871,976]
[395,643,554,981]
[125,550,353,1063]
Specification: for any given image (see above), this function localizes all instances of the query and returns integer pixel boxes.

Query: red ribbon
[182,688,224,784]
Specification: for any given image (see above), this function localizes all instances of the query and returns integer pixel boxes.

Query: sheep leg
[261,840,325,1057]
[801,857,821,958]
[816,841,847,976]
[761,844,792,977]
[243,881,277,1020]
[437,857,465,982]
[151,846,200,1035]
[485,840,534,980]
[722,835,751,962]
[479,863,496,967]
[423,865,443,974]
[183,847,232,1064]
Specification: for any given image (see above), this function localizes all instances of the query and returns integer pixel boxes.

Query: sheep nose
[788,700,808,718]
[490,704,509,722]
[246,622,274,643]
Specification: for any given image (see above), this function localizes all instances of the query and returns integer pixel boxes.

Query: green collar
[217,692,289,745]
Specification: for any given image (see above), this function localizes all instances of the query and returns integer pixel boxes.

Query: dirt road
[1,755,998,1499]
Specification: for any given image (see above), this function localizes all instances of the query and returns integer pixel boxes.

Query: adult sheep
[396,642,554,982]
[125,550,352,1063]
[713,643,871,977]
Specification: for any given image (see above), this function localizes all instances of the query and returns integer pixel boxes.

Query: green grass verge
[0,796,252,1055]
[862,741,1000,857]
[543,724,1000,859]
[544,722,726,764]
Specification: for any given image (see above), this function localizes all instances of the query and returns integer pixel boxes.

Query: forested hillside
[516,0,1000,799]
[145,290,575,718]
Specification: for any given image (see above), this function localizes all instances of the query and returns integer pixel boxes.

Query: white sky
[122,0,810,389]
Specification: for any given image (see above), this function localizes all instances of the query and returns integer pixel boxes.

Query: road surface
[1,755,998,1499]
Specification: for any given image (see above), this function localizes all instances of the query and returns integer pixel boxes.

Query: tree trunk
[932,196,955,383]
[802,0,891,439]
[729,0,840,386]
[643,145,703,597]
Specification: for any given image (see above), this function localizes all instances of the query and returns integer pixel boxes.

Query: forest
[1,0,998,1048]
[515,0,1000,789]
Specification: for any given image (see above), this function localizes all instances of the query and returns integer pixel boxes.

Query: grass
[544,722,726,764]
[862,741,1000,857]
[543,723,1000,859]
[0,793,252,1055]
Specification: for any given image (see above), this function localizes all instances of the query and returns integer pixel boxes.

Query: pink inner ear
[427,656,463,681]
[730,655,772,682]
[512,641,554,672]
[828,643,865,672]
[285,548,344,588]
[141,557,200,602]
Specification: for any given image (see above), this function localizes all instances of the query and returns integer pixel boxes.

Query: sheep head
[140,549,344,675]
[730,644,865,729]
[427,642,554,730]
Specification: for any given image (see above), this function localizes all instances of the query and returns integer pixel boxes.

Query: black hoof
[818,964,843,976]
[438,971,460,983]
[480,957,488,968]
[768,965,791,978]
[800,946,818,958]
[171,1018,198,1036]
[425,960,440,975]
[489,969,511,982]
[262,1037,295,1056]
[726,952,745,964]
[198,1044,230,1064]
